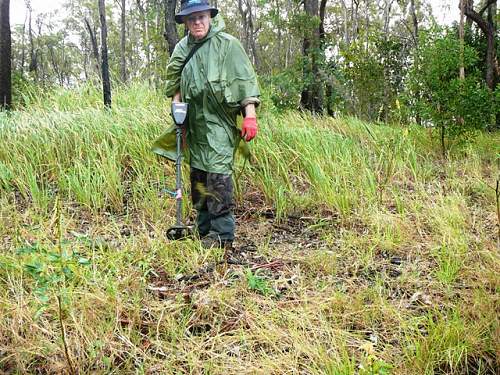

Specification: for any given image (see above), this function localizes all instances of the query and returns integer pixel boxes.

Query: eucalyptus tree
[237,0,260,67]
[25,0,39,79]
[84,17,101,79]
[300,0,328,113]
[117,0,127,82]
[99,0,112,106]
[164,0,178,55]
[0,0,11,109]
[464,0,498,90]
[136,0,151,82]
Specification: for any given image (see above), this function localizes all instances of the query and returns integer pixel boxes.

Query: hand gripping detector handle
[171,102,188,126]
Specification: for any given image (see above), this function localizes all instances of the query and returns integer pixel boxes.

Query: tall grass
[0,85,168,214]
[1,83,496,220]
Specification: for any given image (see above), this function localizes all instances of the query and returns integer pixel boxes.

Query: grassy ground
[0,85,498,374]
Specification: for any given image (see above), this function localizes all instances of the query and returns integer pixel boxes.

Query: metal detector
[166,102,193,240]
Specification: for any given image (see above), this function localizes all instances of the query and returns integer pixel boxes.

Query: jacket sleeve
[165,39,189,98]
[222,38,260,108]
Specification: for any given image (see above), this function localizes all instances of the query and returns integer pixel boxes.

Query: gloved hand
[241,117,258,142]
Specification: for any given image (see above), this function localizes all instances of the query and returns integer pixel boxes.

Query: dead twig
[57,295,76,375]
[251,259,286,271]
[496,179,499,246]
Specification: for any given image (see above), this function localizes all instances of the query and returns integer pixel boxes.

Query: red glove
[241,117,258,142]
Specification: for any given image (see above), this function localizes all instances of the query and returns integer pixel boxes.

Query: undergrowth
[0,84,498,374]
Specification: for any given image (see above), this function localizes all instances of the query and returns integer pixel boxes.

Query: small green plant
[359,343,393,375]
[19,243,90,316]
[17,198,90,374]
[245,268,275,296]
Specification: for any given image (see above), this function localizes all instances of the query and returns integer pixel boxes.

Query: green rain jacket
[152,16,260,174]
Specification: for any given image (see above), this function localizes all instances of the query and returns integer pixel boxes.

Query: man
[164,0,260,249]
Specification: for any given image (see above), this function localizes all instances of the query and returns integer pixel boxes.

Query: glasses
[186,14,209,24]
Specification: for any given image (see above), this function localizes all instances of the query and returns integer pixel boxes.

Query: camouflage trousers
[190,167,235,241]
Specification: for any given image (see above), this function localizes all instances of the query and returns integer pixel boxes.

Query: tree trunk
[466,0,474,28]
[364,0,370,53]
[340,0,350,46]
[20,11,27,73]
[464,0,498,90]
[84,18,101,79]
[383,0,394,35]
[457,0,466,128]
[319,0,327,41]
[48,44,63,86]
[237,0,250,54]
[486,1,497,88]
[120,0,127,82]
[247,0,259,68]
[320,0,334,115]
[236,0,259,68]
[300,0,324,113]
[285,0,294,67]
[136,0,151,83]
[99,0,112,107]
[27,4,38,79]
[83,44,89,81]
[0,0,12,109]
[409,0,419,46]
[351,0,359,42]
[459,0,465,80]
[164,0,178,56]
[409,0,422,126]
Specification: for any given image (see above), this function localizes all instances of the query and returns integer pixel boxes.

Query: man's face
[184,11,211,40]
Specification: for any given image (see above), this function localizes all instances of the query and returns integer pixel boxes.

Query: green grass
[0,83,498,374]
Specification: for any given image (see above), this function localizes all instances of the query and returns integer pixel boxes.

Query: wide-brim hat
[175,0,219,24]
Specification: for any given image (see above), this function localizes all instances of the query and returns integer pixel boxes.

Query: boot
[200,235,233,250]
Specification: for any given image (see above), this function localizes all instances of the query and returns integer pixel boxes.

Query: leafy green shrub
[261,67,303,111]
[245,268,275,296]
[407,30,498,154]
